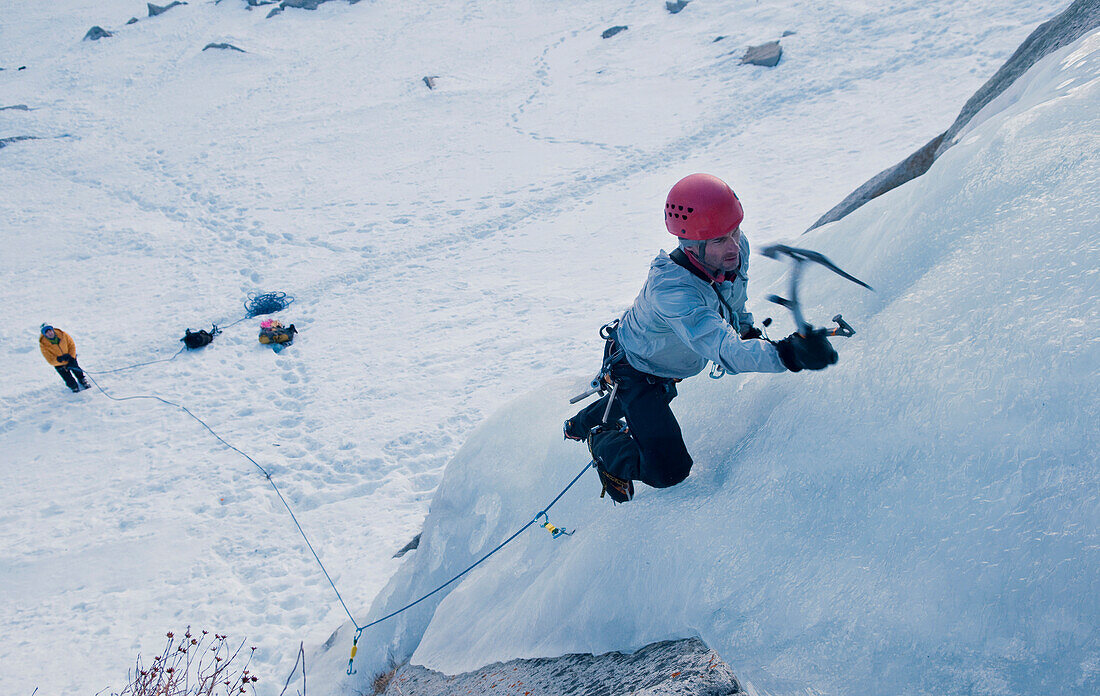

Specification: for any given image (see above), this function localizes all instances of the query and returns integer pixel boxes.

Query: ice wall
[325,29,1100,696]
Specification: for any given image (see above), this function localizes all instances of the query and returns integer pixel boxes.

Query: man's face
[44,328,56,340]
[702,227,741,271]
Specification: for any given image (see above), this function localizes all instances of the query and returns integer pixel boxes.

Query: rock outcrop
[808,0,1100,231]
[380,638,743,696]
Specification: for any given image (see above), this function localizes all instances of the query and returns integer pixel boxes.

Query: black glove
[57,353,72,363]
[740,326,763,340]
[775,331,838,372]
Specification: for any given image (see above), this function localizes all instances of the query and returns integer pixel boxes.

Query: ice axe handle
[827,314,856,338]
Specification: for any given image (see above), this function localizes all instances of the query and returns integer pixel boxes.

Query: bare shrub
[369,656,405,695]
[112,628,260,696]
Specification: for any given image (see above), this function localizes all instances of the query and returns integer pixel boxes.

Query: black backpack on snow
[181,325,220,350]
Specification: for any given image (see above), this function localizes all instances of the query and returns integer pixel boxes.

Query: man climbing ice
[564,173,838,502]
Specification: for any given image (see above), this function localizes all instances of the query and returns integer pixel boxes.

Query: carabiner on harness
[569,319,623,406]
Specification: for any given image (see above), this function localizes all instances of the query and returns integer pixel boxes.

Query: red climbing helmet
[664,173,744,240]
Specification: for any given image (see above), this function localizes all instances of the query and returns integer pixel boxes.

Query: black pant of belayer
[569,357,693,490]
[55,358,88,391]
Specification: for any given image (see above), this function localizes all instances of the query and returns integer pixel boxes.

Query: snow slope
[330,26,1100,696]
[0,0,1076,693]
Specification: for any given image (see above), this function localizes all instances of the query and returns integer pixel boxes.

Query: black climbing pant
[569,359,693,489]
[55,359,87,390]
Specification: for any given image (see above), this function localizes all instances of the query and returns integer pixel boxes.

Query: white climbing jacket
[615,236,787,379]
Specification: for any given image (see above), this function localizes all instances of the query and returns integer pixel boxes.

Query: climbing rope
[81,346,187,375]
[79,372,361,629]
[65,302,591,680]
[245,291,294,318]
[346,458,595,675]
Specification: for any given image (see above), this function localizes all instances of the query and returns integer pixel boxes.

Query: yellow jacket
[40,329,77,367]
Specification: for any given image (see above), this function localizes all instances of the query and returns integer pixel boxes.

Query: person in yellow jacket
[39,324,90,392]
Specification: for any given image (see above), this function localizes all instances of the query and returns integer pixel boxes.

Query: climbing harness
[569,319,624,425]
[346,458,596,675]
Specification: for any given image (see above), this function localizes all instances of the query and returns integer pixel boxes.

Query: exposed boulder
[266,7,283,17]
[741,40,782,67]
[422,76,438,90]
[148,2,186,17]
[783,29,797,37]
[0,104,30,111]
[83,26,113,41]
[808,0,1100,231]
[666,0,690,14]
[203,42,246,52]
[601,25,628,39]
[127,17,139,24]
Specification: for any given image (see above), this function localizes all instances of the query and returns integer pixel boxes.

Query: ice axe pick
[760,244,873,337]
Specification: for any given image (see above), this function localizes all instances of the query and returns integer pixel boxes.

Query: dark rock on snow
[808,0,1100,231]
[713,35,726,42]
[83,26,113,41]
[666,0,690,14]
[0,135,41,149]
[393,533,421,558]
[266,7,283,17]
[783,29,797,37]
[0,104,31,111]
[203,42,246,52]
[422,76,438,90]
[601,25,628,39]
[281,0,331,9]
[741,40,782,67]
[148,2,186,17]
[127,17,140,25]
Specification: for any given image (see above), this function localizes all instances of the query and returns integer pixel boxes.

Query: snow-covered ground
[0,1,1085,694]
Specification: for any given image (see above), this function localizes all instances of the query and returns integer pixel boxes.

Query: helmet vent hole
[687,207,694,213]
[678,205,684,211]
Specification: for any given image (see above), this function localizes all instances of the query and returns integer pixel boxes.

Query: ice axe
[760,244,873,337]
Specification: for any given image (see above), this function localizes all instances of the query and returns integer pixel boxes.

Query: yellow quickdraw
[347,628,364,675]
[537,512,573,539]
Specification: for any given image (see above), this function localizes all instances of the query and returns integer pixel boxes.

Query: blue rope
[80,372,361,628]
[353,458,596,637]
[81,347,187,375]
[245,292,294,317]
[79,356,602,668]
